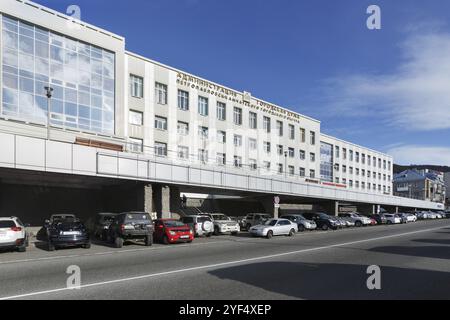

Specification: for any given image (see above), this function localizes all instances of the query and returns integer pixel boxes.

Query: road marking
[1,224,448,300]
[0,240,229,266]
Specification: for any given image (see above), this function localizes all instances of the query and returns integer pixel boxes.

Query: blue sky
[34,0,450,165]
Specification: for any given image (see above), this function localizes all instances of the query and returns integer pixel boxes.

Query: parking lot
[1,218,449,300]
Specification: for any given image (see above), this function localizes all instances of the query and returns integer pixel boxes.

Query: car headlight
[169,231,176,236]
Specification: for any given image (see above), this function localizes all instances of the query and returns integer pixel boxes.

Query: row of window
[129,75,316,143]
[336,177,392,193]
[335,164,391,181]
[335,146,391,170]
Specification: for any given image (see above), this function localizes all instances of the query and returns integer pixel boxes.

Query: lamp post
[44,86,53,140]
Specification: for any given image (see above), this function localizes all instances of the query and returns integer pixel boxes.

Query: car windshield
[198,216,211,223]
[164,220,186,228]
[213,215,229,221]
[125,213,150,221]
[0,221,15,228]
[319,214,330,219]
[265,220,278,226]
[52,216,77,223]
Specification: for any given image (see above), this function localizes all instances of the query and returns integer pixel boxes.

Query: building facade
[444,172,450,209]
[393,169,446,204]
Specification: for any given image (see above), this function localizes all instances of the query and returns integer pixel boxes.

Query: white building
[0,0,443,223]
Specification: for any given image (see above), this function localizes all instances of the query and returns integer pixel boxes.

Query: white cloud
[387,145,450,166]
[317,30,450,131]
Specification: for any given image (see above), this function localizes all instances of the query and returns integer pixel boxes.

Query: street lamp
[44,86,53,140]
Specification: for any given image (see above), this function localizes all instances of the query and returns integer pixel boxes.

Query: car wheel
[246,224,252,231]
[231,232,238,236]
[289,229,295,237]
[115,237,124,248]
[214,227,220,236]
[266,230,273,239]
[163,235,170,245]
[206,233,212,238]
[48,242,55,252]
[83,243,91,249]
[145,235,153,247]
[355,221,362,227]
[387,221,392,225]
[321,224,329,231]
[17,245,26,252]
[298,225,305,232]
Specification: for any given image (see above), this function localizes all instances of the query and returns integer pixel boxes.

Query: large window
[178,90,189,111]
[216,102,226,121]
[130,75,143,98]
[233,107,242,125]
[1,15,116,134]
[320,142,333,182]
[198,96,208,116]
[177,121,189,135]
[155,82,167,105]
[154,116,167,130]
[263,116,271,133]
[155,142,167,157]
[249,112,257,129]
[289,124,295,140]
[129,138,143,153]
[276,121,283,137]
[177,146,189,160]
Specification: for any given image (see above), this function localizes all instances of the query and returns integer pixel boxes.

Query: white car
[249,219,298,239]
[210,213,240,235]
[384,214,401,225]
[406,214,417,223]
[0,217,28,252]
[339,212,372,227]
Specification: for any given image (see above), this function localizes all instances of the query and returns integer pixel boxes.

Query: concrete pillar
[334,201,339,217]
[170,186,181,218]
[154,185,171,219]
[143,184,153,214]
[395,206,399,214]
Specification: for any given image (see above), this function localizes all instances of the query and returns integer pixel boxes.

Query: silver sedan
[249,219,298,239]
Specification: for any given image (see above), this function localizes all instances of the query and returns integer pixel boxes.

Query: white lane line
[1,224,448,301]
[0,240,229,266]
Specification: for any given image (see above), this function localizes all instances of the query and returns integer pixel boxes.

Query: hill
[393,164,450,174]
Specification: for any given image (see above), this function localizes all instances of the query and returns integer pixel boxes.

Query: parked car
[85,213,117,241]
[180,215,214,237]
[108,212,154,248]
[0,217,28,252]
[42,214,90,251]
[249,219,297,239]
[403,213,417,223]
[445,211,450,219]
[153,219,194,244]
[281,214,317,232]
[339,212,372,227]
[370,214,387,225]
[243,213,272,230]
[210,213,240,235]
[302,212,339,231]
[398,213,408,224]
[416,211,430,220]
[384,214,401,225]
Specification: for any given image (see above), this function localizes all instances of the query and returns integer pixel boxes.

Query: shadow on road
[209,261,450,300]
[369,246,450,260]
[412,239,450,246]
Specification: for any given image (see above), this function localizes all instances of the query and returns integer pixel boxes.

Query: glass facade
[320,142,333,182]
[1,15,115,135]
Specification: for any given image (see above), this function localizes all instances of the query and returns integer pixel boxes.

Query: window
[349,167,353,174]
[234,156,242,168]
[233,107,242,125]
[198,96,209,116]
[178,146,189,160]
[155,142,167,157]
[355,181,360,189]
[300,128,306,143]
[362,169,365,176]
[335,146,340,158]
[288,148,295,158]
[276,121,283,137]
[178,90,189,111]
[129,110,143,125]
[343,165,347,173]
[216,153,226,166]
[356,168,360,176]
[177,121,189,135]
[199,126,209,139]
[383,160,387,170]
[299,150,306,160]
[362,154,366,165]
[198,149,208,163]
[249,159,257,170]
[249,112,257,129]
[349,180,353,188]
[249,138,257,150]
[373,156,377,167]
[335,177,340,184]
[299,167,306,177]
[310,153,316,162]
[154,116,167,130]
[356,152,360,163]
[368,156,371,166]
[349,150,354,161]
[129,138,143,153]
[263,116,271,133]
[277,164,283,174]
[310,170,316,178]
[217,130,226,144]
[388,161,391,170]
[263,141,271,153]
[367,170,371,178]
[277,145,284,156]
[130,75,143,98]
[264,161,271,171]
[342,178,347,185]
[234,135,242,147]
[216,102,226,121]
[289,124,295,140]
[335,164,340,171]
[155,82,167,105]
[343,148,347,160]
[310,131,316,145]
[288,165,295,176]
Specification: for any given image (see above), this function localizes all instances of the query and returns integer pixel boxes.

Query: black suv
[302,212,339,231]
[108,212,154,248]
[42,214,91,251]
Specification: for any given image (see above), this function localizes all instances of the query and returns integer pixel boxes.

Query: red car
[153,219,194,244]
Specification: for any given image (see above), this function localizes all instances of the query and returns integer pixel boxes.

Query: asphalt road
[0,219,449,300]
